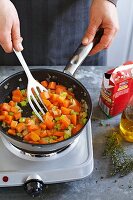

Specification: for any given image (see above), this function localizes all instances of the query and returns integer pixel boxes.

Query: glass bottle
[120,95,133,142]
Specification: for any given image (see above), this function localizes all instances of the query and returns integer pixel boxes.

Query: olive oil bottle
[120,96,133,142]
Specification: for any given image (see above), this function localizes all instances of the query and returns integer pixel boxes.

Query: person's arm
[0,0,23,53]
[82,0,119,55]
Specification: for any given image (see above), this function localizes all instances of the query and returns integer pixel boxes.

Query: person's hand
[0,0,23,53]
[82,0,119,55]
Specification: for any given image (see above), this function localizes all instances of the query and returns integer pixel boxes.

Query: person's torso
[0,0,106,66]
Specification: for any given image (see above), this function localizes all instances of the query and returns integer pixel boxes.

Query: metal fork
[13,49,47,121]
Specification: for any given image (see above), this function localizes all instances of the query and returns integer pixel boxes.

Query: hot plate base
[0,121,93,186]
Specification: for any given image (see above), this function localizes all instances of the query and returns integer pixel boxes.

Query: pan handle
[63,28,104,76]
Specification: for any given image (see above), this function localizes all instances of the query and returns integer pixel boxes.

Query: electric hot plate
[0,120,93,193]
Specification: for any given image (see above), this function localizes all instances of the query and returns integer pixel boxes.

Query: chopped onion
[19,78,22,82]
[4,85,8,89]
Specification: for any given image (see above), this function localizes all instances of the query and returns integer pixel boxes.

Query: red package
[99,64,133,117]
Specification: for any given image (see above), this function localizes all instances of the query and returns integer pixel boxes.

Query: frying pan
[0,29,103,154]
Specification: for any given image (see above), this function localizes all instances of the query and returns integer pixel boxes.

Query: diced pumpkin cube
[10,106,18,113]
[41,80,48,88]
[1,103,11,112]
[7,129,16,135]
[71,114,77,126]
[5,115,13,124]
[0,115,5,121]
[61,107,71,115]
[27,124,39,132]
[14,112,22,120]
[10,120,18,129]
[16,123,26,133]
[9,101,16,107]
[40,91,50,100]
[48,82,56,90]
[28,132,40,142]
[55,85,67,94]
[72,124,83,134]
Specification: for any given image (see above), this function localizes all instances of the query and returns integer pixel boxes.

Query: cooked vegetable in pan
[0,80,88,144]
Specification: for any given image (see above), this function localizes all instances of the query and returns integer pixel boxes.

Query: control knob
[24,174,45,197]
